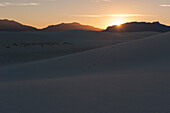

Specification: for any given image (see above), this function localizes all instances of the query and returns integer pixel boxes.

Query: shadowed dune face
[0,31,170,113]
[0,32,170,113]
[0,32,169,81]
[0,31,159,66]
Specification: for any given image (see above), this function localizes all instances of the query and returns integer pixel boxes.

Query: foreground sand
[0,31,170,113]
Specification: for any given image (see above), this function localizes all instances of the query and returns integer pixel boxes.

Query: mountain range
[0,19,102,32]
[0,19,37,31]
[0,19,170,32]
[42,22,103,31]
[104,22,170,32]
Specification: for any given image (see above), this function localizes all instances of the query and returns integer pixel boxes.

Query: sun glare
[110,18,127,26]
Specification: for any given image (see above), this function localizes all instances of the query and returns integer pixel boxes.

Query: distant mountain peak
[1,19,170,32]
[43,22,103,31]
[56,22,81,26]
[0,19,37,31]
[1,19,13,22]
[70,22,81,25]
[104,21,170,32]
[0,19,103,32]
[0,19,19,24]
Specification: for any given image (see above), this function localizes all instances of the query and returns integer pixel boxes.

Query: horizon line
[0,18,169,29]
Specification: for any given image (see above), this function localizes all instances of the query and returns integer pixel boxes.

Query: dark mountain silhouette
[0,19,37,31]
[1,19,170,33]
[42,22,103,31]
[104,22,170,32]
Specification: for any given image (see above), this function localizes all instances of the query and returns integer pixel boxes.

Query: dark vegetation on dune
[1,42,73,48]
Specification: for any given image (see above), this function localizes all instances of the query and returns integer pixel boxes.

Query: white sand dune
[0,31,159,66]
[0,32,170,113]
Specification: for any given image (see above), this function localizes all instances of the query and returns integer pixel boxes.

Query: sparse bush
[1,42,63,48]
[46,43,53,46]
[55,42,59,45]
[63,42,73,45]
[21,43,31,47]
[32,43,37,46]
[6,45,10,48]
[12,43,18,46]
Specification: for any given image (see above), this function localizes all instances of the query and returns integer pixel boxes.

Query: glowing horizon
[0,0,170,29]
[1,17,168,30]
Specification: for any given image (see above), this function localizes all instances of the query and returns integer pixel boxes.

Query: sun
[113,20,125,26]
[110,18,127,26]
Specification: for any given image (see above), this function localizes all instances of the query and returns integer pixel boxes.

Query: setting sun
[110,18,127,26]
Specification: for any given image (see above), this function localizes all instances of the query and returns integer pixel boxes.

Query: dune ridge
[0,31,170,113]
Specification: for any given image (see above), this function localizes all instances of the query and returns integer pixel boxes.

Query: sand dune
[0,32,169,80]
[0,32,170,113]
[0,31,159,66]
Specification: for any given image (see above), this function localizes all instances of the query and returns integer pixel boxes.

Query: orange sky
[0,0,170,29]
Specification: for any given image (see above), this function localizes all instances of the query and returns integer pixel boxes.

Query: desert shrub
[12,43,18,46]
[46,42,53,46]
[37,43,44,47]
[55,42,59,45]
[21,43,31,47]
[6,45,10,48]
[63,42,73,45]
[31,43,44,47]
[32,43,37,46]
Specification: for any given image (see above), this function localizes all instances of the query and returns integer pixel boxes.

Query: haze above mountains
[0,19,170,32]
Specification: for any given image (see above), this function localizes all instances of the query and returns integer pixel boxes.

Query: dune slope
[0,31,158,66]
[0,32,170,113]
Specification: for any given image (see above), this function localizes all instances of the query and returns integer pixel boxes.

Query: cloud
[0,2,10,7]
[108,14,147,17]
[72,14,154,18]
[90,0,112,2]
[160,4,170,7]
[0,2,39,7]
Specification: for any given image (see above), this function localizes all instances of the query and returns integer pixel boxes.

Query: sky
[0,0,170,28]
